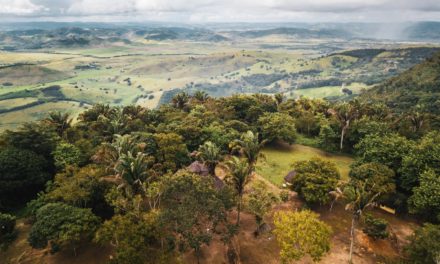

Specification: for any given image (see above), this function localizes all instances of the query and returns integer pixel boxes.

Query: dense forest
[1,51,440,263]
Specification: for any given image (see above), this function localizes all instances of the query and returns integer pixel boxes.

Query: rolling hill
[362,51,440,114]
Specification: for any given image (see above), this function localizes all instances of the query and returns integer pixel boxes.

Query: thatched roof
[284,170,297,183]
[187,161,224,190]
[187,161,210,176]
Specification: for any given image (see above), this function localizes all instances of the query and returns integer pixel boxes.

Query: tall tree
[226,156,252,225]
[196,141,221,175]
[327,101,360,150]
[43,111,72,138]
[160,170,234,263]
[344,163,395,263]
[245,182,277,235]
[230,130,264,168]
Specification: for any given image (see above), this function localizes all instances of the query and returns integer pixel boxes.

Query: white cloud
[1,0,440,22]
[0,0,44,14]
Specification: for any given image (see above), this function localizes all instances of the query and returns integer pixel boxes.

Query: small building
[187,161,210,177]
[187,161,224,190]
[283,170,297,186]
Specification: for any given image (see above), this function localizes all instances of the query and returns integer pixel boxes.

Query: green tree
[171,92,190,110]
[229,130,264,167]
[52,142,83,170]
[344,163,395,263]
[0,213,16,249]
[405,224,440,264]
[401,131,440,191]
[245,182,277,235]
[28,203,100,255]
[273,210,332,263]
[46,165,110,215]
[1,122,59,162]
[192,91,210,103]
[0,147,50,209]
[195,141,221,175]
[408,169,440,222]
[226,156,252,225]
[289,158,340,205]
[43,111,72,138]
[362,213,389,240]
[161,170,234,263]
[327,101,361,150]
[355,133,414,190]
[257,112,297,144]
[154,133,189,172]
[115,152,153,195]
[318,123,339,152]
[95,212,162,264]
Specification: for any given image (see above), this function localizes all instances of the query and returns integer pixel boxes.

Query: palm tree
[116,152,151,195]
[44,111,72,137]
[192,91,210,102]
[172,92,190,110]
[196,141,221,175]
[230,131,265,168]
[226,156,252,225]
[327,101,360,150]
[274,93,284,106]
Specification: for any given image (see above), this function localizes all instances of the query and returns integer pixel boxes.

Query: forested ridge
[1,59,440,263]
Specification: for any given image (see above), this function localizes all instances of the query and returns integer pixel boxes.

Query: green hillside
[363,51,440,114]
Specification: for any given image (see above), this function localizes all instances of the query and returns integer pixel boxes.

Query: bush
[0,213,17,249]
[0,147,50,209]
[405,224,440,264]
[362,214,389,240]
[280,190,289,202]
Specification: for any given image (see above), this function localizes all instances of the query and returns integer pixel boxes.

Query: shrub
[0,213,17,249]
[362,214,389,240]
[280,190,289,202]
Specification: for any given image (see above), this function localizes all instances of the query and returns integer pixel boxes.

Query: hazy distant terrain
[1,22,440,131]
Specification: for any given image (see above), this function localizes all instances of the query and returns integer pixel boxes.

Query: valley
[1,24,439,131]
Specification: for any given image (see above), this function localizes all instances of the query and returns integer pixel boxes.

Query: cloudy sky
[1,0,440,23]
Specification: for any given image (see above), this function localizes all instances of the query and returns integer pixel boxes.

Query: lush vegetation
[1,55,440,263]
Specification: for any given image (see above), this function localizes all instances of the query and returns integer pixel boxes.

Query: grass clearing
[256,144,354,186]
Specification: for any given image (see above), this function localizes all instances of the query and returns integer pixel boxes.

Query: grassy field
[0,36,437,131]
[256,144,354,186]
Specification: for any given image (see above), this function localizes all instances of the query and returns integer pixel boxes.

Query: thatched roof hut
[284,170,297,183]
[187,161,224,190]
[187,161,210,177]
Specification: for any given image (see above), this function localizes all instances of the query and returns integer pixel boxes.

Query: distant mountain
[404,22,440,41]
[233,27,351,39]
[362,51,440,114]
[139,27,229,41]
[0,27,131,50]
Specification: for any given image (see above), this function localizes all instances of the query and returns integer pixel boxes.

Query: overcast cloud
[0,0,439,22]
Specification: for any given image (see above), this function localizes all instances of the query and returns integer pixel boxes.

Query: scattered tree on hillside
[226,156,252,225]
[0,147,50,209]
[289,158,340,205]
[245,181,278,235]
[28,203,100,255]
[344,163,395,263]
[257,112,296,144]
[273,210,332,263]
[195,141,221,175]
[408,169,440,222]
[43,111,72,138]
[405,223,440,264]
[229,130,264,167]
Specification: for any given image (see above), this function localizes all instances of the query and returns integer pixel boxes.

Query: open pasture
[256,144,354,186]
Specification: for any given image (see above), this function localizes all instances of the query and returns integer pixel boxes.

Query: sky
[1,0,440,23]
